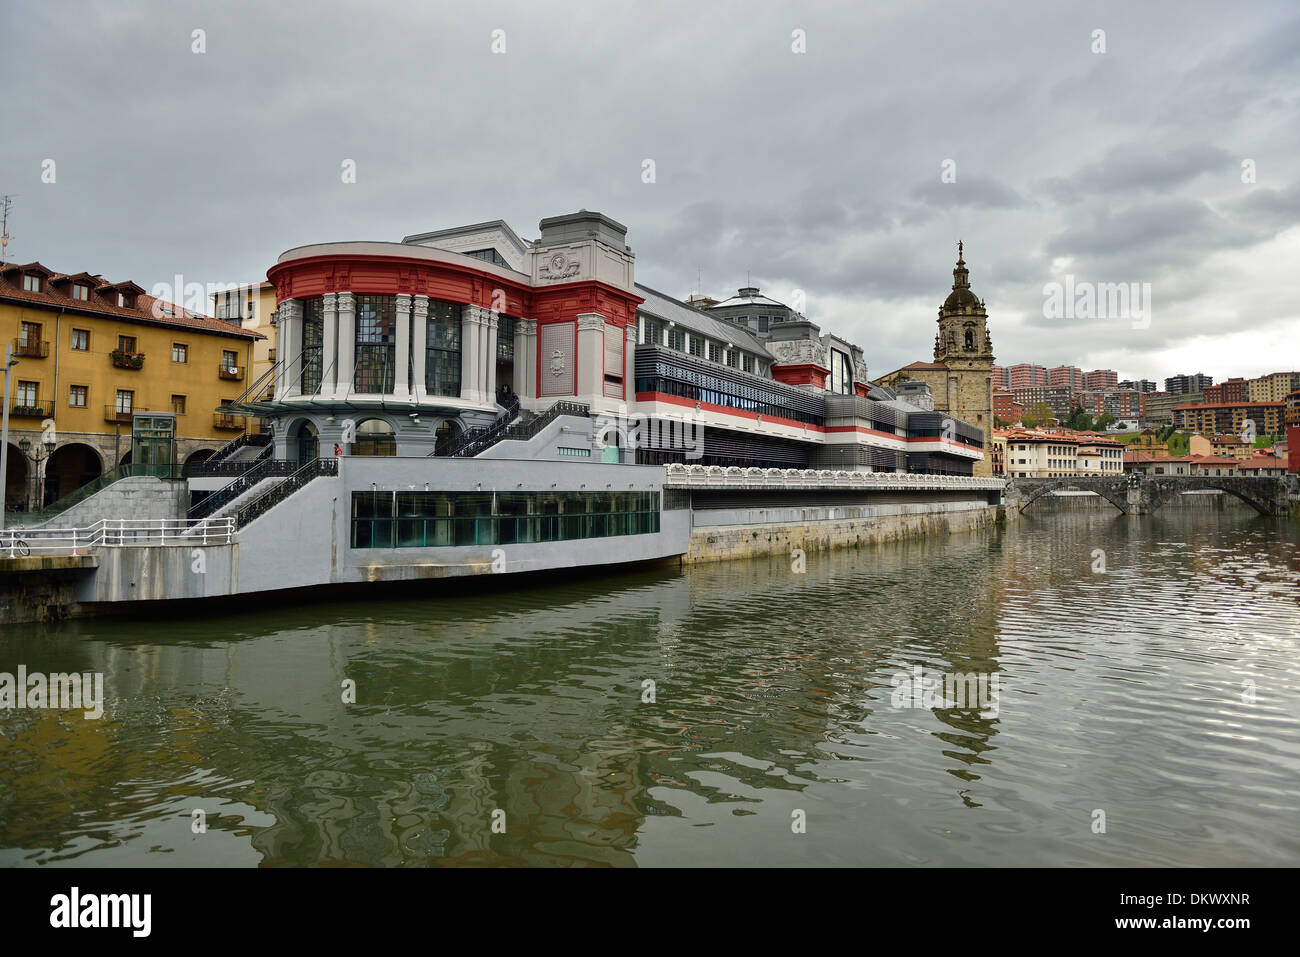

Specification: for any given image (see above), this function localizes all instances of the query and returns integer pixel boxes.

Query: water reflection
[1,509,1297,866]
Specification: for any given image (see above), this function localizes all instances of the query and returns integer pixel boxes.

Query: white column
[483,311,499,405]
[394,294,411,400]
[515,319,534,401]
[576,313,606,403]
[412,295,429,402]
[624,322,637,403]
[460,306,483,404]
[322,292,338,397]
[275,298,302,399]
[337,292,356,396]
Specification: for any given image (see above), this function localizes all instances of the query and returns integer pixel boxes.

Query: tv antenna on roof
[0,195,13,264]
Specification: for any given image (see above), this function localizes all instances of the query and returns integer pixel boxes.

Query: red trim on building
[267,253,645,403]
[634,393,982,455]
[636,391,822,434]
[771,363,829,389]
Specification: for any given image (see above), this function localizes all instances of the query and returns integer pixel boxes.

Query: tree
[1095,412,1117,431]
[1021,402,1055,429]
[1065,405,1096,431]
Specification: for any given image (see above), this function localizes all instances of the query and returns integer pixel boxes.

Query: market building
[219,211,986,476]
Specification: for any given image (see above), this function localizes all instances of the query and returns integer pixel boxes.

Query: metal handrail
[188,431,274,474]
[187,458,298,520]
[234,457,338,529]
[431,401,521,457]
[3,517,235,555]
[430,400,588,458]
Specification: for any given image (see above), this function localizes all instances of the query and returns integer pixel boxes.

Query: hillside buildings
[1165,373,1213,395]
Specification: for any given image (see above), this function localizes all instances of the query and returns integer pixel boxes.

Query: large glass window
[354,294,396,393]
[830,348,852,395]
[351,492,395,548]
[497,315,515,362]
[426,299,462,397]
[301,297,323,394]
[351,490,661,549]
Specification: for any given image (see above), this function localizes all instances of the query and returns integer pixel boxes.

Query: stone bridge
[1011,474,1292,516]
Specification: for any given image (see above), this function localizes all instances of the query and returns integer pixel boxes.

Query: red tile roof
[0,261,263,340]
[1173,401,1281,411]
[884,360,948,377]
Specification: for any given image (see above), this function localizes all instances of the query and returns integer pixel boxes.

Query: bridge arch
[1144,479,1275,516]
[1017,478,1130,514]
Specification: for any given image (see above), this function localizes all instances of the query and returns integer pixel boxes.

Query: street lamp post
[0,343,17,534]
[18,433,56,511]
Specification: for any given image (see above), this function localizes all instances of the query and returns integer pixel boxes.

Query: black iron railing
[187,457,298,520]
[234,457,338,530]
[187,432,273,475]
[430,400,587,458]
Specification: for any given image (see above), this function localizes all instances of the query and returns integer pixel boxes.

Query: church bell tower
[934,242,995,476]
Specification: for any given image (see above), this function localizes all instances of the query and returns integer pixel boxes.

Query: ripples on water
[0,509,1297,866]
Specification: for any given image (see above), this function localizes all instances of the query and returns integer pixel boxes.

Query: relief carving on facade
[539,251,582,282]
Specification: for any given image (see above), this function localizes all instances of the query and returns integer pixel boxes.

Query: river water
[1,508,1297,867]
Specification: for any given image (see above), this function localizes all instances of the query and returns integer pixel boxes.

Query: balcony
[213,412,246,431]
[110,350,145,370]
[104,405,134,424]
[12,338,49,358]
[218,364,244,381]
[11,399,53,418]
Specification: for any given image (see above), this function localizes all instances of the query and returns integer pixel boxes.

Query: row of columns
[273,295,504,406]
[272,296,636,413]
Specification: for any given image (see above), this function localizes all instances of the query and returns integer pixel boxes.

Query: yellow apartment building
[1189,434,1251,459]
[2,261,263,511]
[212,280,278,398]
[1174,401,1283,436]
[1248,371,1300,403]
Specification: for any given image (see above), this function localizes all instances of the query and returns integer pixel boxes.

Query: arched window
[964,329,974,350]
[295,420,319,466]
[352,419,396,457]
[435,420,461,450]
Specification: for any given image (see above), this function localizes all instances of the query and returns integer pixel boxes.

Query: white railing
[2,517,235,557]
[662,463,1007,491]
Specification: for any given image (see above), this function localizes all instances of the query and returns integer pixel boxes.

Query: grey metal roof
[709,292,788,310]
[635,283,773,359]
[401,219,532,255]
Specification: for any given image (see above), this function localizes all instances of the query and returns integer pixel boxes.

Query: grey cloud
[0,0,1296,382]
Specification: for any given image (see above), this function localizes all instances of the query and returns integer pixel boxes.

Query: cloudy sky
[2,0,1297,383]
